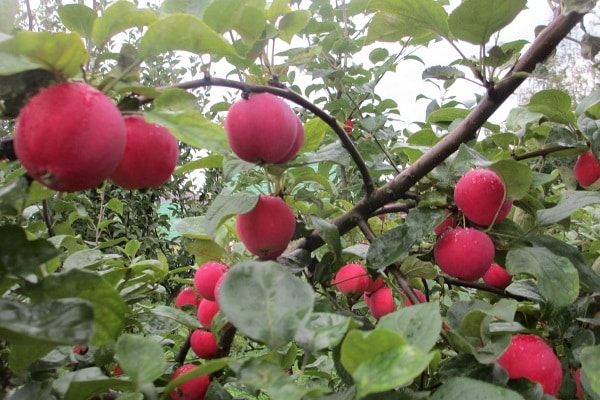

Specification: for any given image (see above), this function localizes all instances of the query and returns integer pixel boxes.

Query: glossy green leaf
[378,301,442,352]
[0,298,94,345]
[536,191,600,226]
[341,329,433,399]
[58,4,97,38]
[449,0,526,45]
[0,225,59,281]
[6,31,87,78]
[295,313,355,352]
[525,89,576,124]
[232,6,267,42]
[489,159,532,200]
[219,261,314,349]
[53,367,136,400]
[506,245,579,309]
[145,89,229,153]
[115,334,166,385]
[35,269,128,345]
[204,192,258,237]
[430,377,525,400]
[580,345,600,397]
[138,14,240,59]
[175,154,224,174]
[368,0,449,38]
[278,10,311,43]
[301,118,330,152]
[92,1,157,47]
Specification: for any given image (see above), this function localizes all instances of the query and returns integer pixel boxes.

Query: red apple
[170,363,210,400]
[236,195,296,259]
[190,329,218,359]
[344,119,354,133]
[483,262,512,289]
[112,364,124,376]
[175,287,201,308]
[366,276,385,293]
[573,368,584,400]
[574,150,600,188]
[331,263,370,295]
[109,115,178,189]
[14,82,126,192]
[365,286,396,320]
[433,214,459,236]
[434,227,495,281]
[454,169,509,227]
[403,289,427,306]
[73,345,88,355]
[224,92,299,164]
[278,114,305,163]
[497,334,563,396]
[197,299,220,329]
[194,261,228,301]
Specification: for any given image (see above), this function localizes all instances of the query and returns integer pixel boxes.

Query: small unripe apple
[434,227,495,281]
[497,334,563,396]
[331,263,370,295]
[224,93,299,164]
[194,261,228,301]
[483,262,512,289]
[454,169,509,227]
[175,287,201,308]
[236,195,296,259]
[14,82,126,192]
[170,363,210,400]
[574,150,600,188]
[403,289,427,306]
[365,286,396,320]
[109,115,178,190]
[190,329,218,359]
[197,299,220,329]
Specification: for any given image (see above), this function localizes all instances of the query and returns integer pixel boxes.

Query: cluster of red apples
[14,82,178,192]
[171,261,230,399]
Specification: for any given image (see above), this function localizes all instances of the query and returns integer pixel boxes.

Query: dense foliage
[1,0,600,399]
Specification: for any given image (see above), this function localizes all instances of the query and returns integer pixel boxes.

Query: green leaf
[368,0,449,38]
[173,216,211,239]
[92,1,157,47]
[580,345,600,397]
[430,377,525,400]
[204,192,258,237]
[378,301,442,352]
[149,305,200,329]
[160,0,210,18]
[145,89,229,153]
[0,298,94,345]
[489,159,532,200]
[218,261,314,349]
[422,66,465,81]
[428,107,500,132]
[278,10,311,43]
[311,216,342,259]
[58,4,97,38]
[53,367,137,400]
[525,89,576,124]
[0,225,59,281]
[232,6,267,42]
[506,245,579,309]
[526,235,600,292]
[301,118,330,153]
[340,329,434,399]
[35,269,128,345]
[5,31,88,78]
[138,14,240,59]
[536,191,600,226]
[9,342,56,375]
[295,313,355,353]
[0,177,28,216]
[0,0,18,33]
[115,334,166,385]
[202,0,246,32]
[449,0,526,45]
[175,154,223,174]
[575,89,600,117]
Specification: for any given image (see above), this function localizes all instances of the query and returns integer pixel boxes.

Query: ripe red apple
[112,364,124,376]
[366,276,385,293]
[194,261,228,301]
[574,150,600,188]
[344,119,354,133]
[190,329,218,359]
[365,286,396,320]
[278,114,305,163]
[433,214,459,236]
[224,92,300,164]
[236,195,296,259]
[483,262,512,289]
[403,289,427,306]
[454,169,510,227]
[170,363,210,400]
[331,263,370,295]
[197,299,220,329]
[109,115,178,189]
[434,227,495,281]
[14,82,126,192]
[73,345,88,355]
[497,334,563,396]
[175,287,201,308]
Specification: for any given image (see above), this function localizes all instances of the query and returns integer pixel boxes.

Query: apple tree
[1,0,600,399]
